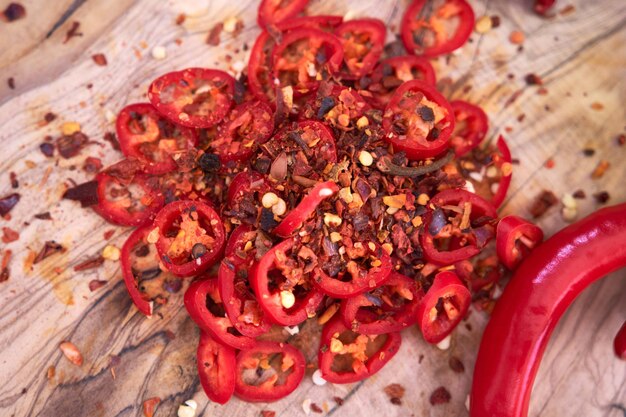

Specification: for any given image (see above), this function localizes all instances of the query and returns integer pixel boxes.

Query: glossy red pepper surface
[496,215,544,270]
[197,332,236,404]
[614,320,626,360]
[471,203,626,417]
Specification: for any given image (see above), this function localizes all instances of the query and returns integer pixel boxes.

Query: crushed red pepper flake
[47,365,56,380]
[529,190,558,218]
[559,4,576,16]
[40,142,55,157]
[63,180,98,207]
[44,112,57,123]
[88,279,108,291]
[0,250,11,283]
[34,241,66,264]
[103,229,115,240]
[384,383,406,405]
[83,156,103,173]
[260,411,276,417]
[74,255,105,272]
[617,134,625,146]
[56,131,89,159]
[544,158,555,169]
[207,22,223,46]
[103,131,120,151]
[490,15,501,28]
[7,77,16,89]
[509,30,525,45]
[142,397,161,417]
[175,13,186,25]
[593,191,610,204]
[0,193,20,217]
[524,73,543,86]
[333,397,344,406]
[1,2,26,22]
[572,189,586,199]
[10,172,18,188]
[64,21,83,43]
[59,341,83,366]
[591,160,609,179]
[92,53,108,66]
[310,403,323,413]
[448,356,465,373]
[34,212,52,220]
[2,227,19,243]
[429,386,451,405]
[590,102,604,111]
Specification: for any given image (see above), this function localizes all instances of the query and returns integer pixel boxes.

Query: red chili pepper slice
[148,68,235,128]
[496,215,544,270]
[401,0,475,58]
[272,28,344,96]
[471,203,626,417]
[454,241,504,292]
[120,224,182,316]
[335,18,386,80]
[153,200,226,277]
[318,313,402,383]
[421,189,497,265]
[340,272,423,334]
[614,321,626,360]
[368,55,437,109]
[251,238,325,326]
[218,225,272,338]
[197,331,236,404]
[456,135,513,209]
[314,241,393,298]
[94,172,164,227]
[382,79,455,160]
[534,0,556,15]
[273,180,339,237]
[184,277,257,349]
[116,103,198,174]
[257,0,309,29]
[449,100,489,157]
[227,171,271,209]
[248,15,344,103]
[234,341,306,402]
[416,270,470,343]
[210,100,274,164]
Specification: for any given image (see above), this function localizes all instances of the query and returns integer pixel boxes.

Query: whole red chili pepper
[471,203,626,417]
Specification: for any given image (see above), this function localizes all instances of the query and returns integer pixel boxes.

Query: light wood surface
[0,0,624,416]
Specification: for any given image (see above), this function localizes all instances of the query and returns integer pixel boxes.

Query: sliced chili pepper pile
[71,0,547,404]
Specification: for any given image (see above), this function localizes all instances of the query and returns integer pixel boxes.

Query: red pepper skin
[421,189,497,265]
[318,313,402,383]
[614,321,626,360]
[197,332,236,404]
[251,238,325,326]
[416,271,470,343]
[184,277,257,349]
[335,18,386,80]
[234,341,306,402]
[449,100,489,157]
[496,215,544,270]
[120,224,155,316]
[273,181,339,237]
[471,203,626,417]
[314,242,393,299]
[339,272,423,334]
[257,0,308,29]
[490,135,512,208]
[401,0,475,58]
[154,200,226,277]
[534,0,556,15]
[226,171,270,208]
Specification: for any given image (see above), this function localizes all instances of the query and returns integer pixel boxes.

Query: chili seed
[418,106,435,122]
[593,191,610,204]
[191,243,207,259]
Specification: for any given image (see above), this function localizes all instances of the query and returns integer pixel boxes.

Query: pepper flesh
[471,203,626,417]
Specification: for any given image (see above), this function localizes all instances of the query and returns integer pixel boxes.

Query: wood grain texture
[0,0,624,416]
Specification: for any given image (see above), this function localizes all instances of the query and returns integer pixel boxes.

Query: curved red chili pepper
[490,135,512,209]
[273,181,339,237]
[120,224,155,316]
[471,203,626,417]
[496,215,544,270]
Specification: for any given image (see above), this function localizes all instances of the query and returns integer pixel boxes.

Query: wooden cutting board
[0,0,624,416]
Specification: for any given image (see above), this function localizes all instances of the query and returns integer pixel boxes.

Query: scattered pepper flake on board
[260,411,275,417]
[490,15,501,28]
[207,22,223,46]
[59,341,83,366]
[593,191,610,204]
[617,134,625,146]
[448,356,465,373]
[34,212,52,220]
[430,386,451,405]
[74,255,105,272]
[62,180,98,207]
[10,172,18,188]
[544,158,555,169]
[572,189,586,199]
[88,280,108,291]
[310,403,323,414]
[57,131,89,158]
[1,2,26,22]
[103,131,121,150]
[590,102,604,111]
[7,77,16,89]
[0,250,11,283]
[509,30,525,45]
[142,397,161,417]
[175,13,186,25]
[333,396,344,406]
[64,21,83,44]
[524,73,543,86]
[0,193,20,217]
[34,241,66,264]
[591,160,609,179]
[47,365,55,380]
[582,148,595,157]
[559,4,576,16]
[2,227,19,243]
[92,53,108,66]
[384,383,406,405]
[529,190,558,218]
